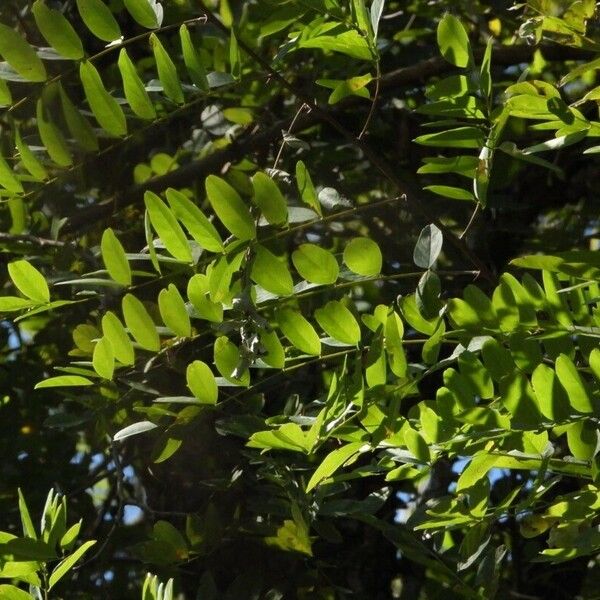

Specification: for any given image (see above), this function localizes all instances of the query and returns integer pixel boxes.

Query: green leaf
[123,0,160,29]
[59,85,99,152]
[35,376,94,389]
[187,274,223,322]
[300,30,373,60]
[0,297,32,313]
[205,175,256,241]
[425,185,475,201]
[214,336,250,386]
[480,38,493,99]
[166,188,223,252]
[418,155,478,177]
[80,61,127,137]
[118,49,157,121]
[36,99,72,167]
[60,521,82,549]
[229,30,241,79]
[92,336,115,380]
[414,127,484,148]
[296,161,321,216]
[251,245,294,296]
[277,308,321,356]
[1,537,56,561]
[153,521,187,556]
[500,370,542,429]
[114,421,158,442]
[405,427,431,463]
[555,354,593,413]
[0,155,23,193]
[413,224,443,269]
[122,293,160,352]
[0,24,46,82]
[566,421,597,460]
[102,311,135,366]
[0,584,35,599]
[48,540,96,591]
[180,24,208,91]
[315,300,361,345]
[343,237,382,276]
[150,33,184,104]
[145,191,193,262]
[292,244,339,285]
[186,360,218,404]
[437,14,471,68]
[0,79,11,107]
[385,310,407,378]
[32,0,84,60]
[260,330,285,369]
[17,490,36,540]
[531,363,570,422]
[15,129,48,181]
[252,172,288,225]
[306,442,364,492]
[8,260,49,303]
[76,0,121,42]
[101,228,132,286]
[158,284,191,338]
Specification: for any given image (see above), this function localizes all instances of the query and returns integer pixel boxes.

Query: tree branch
[63,39,592,261]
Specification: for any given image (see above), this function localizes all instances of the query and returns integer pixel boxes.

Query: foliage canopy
[1,0,600,598]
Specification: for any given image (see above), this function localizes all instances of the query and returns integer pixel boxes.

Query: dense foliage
[1,0,600,598]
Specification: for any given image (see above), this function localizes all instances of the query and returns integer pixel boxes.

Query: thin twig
[358,61,381,140]
[272,103,309,170]
[460,203,481,240]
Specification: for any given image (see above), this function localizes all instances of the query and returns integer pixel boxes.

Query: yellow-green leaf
[555,353,593,413]
[214,336,250,386]
[252,172,288,225]
[306,442,364,492]
[15,128,48,181]
[150,33,184,104]
[76,0,121,42]
[101,228,132,286]
[251,245,294,296]
[35,376,94,389]
[158,284,191,338]
[166,188,223,252]
[36,99,72,167]
[0,155,23,194]
[0,24,46,82]
[292,244,339,285]
[118,49,157,120]
[315,300,361,345]
[80,61,127,137]
[145,191,192,262]
[59,85,99,152]
[102,311,135,366]
[187,274,223,323]
[437,14,471,68]
[123,0,161,29]
[206,175,256,241]
[8,260,49,303]
[343,237,382,276]
[32,0,84,60]
[122,294,160,352]
[277,308,321,356]
[186,360,218,404]
[180,24,208,91]
[92,336,115,380]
